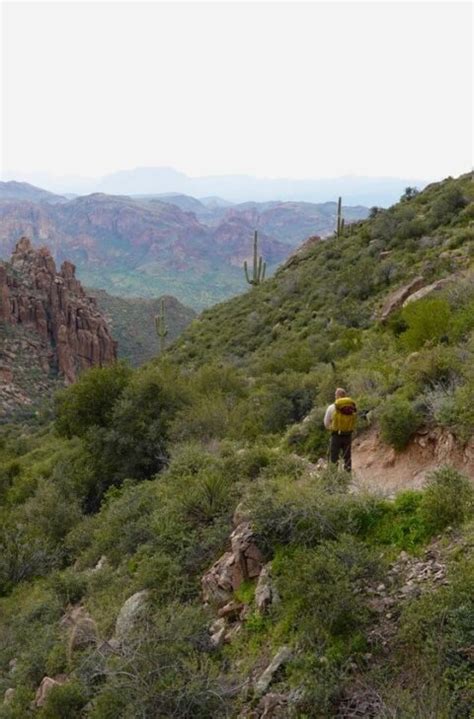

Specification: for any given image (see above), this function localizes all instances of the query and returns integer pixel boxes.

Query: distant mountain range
[3,166,428,206]
[0,181,369,308]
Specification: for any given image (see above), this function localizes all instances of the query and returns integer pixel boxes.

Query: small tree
[401,186,419,201]
[55,362,132,438]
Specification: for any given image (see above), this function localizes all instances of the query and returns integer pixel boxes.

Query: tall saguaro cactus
[155,298,168,353]
[336,196,345,238]
[244,230,266,286]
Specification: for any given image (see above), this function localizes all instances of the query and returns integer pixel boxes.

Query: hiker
[324,388,357,472]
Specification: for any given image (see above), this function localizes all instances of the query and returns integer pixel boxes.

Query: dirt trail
[351,427,474,496]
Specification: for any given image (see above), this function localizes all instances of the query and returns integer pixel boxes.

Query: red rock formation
[0,237,116,384]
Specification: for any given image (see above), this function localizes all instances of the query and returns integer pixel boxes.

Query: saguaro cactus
[155,298,168,353]
[244,230,266,286]
[336,196,345,238]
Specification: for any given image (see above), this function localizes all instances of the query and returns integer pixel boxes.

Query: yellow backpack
[331,397,357,433]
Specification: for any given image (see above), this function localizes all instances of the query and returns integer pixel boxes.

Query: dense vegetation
[89,290,196,367]
[1,174,473,718]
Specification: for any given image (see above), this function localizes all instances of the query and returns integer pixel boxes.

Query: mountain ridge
[0,185,368,308]
[3,168,428,206]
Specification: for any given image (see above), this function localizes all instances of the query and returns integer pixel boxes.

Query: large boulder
[34,675,68,708]
[255,563,280,614]
[402,276,456,307]
[60,605,98,654]
[3,688,15,705]
[114,590,150,643]
[254,646,292,697]
[378,276,425,322]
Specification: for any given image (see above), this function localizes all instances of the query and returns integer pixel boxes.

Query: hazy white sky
[1,0,472,181]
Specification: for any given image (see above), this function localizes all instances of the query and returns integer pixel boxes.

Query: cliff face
[0,237,116,418]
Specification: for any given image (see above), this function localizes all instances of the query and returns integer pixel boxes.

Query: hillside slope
[1,174,473,719]
[90,290,196,367]
[171,174,473,370]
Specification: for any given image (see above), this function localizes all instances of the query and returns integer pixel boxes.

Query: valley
[0,181,368,308]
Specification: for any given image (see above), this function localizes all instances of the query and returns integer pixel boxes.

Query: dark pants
[330,432,352,472]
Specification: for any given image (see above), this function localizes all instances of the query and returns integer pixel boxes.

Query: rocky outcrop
[3,237,116,382]
[114,590,150,643]
[60,605,98,656]
[402,276,457,307]
[254,646,292,697]
[0,238,116,417]
[34,675,68,708]
[3,688,15,705]
[202,521,264,607]
[255,563,280,614]
[378,276,425,322]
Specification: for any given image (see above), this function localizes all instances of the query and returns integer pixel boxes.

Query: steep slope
[90,289,196,367]
[229,200,368,244]
[0,238,116,420]
[171,174,473,369]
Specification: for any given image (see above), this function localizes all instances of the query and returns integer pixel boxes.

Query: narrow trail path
[351,427,474,496]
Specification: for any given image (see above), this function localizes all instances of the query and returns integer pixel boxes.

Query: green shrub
[363,491,431,550]
[180,469,233,526]
[400,298,452,351]
[420,466,474,533]
[273,535,382,644]
[285,406,329,461]
[88,604,231,719]
[402,346,461,390]
[379,398,422,450]
[75,480,159,567]
[55,362,132,438]
[171,394,232,442]
[80,365,190,508]
[429,186,467,227]
[50,568,88,605]
[38,681,87,719]
[445,381,474,441]
[248,474,383,554]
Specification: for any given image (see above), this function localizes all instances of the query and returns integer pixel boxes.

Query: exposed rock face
[378,276,425,322]
[402,276,457,307]
[201,521,264,606]
[0,237,116,417]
